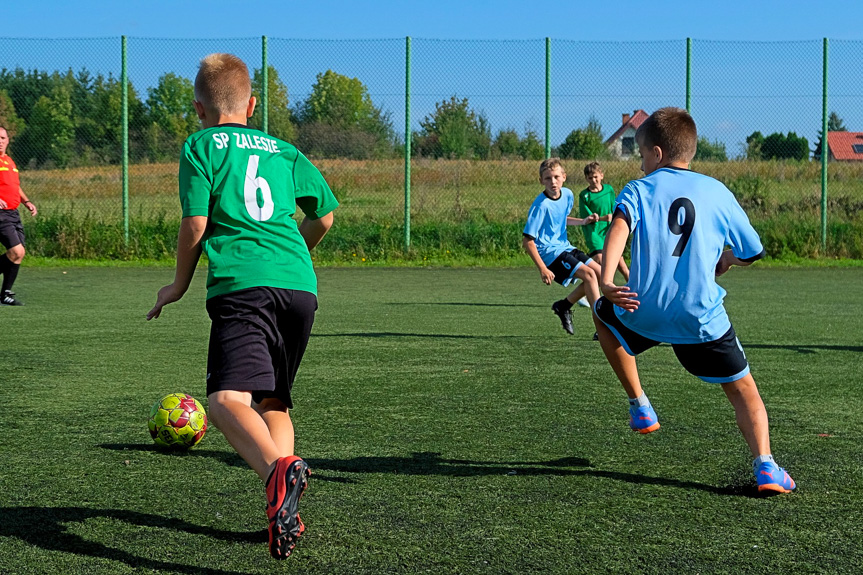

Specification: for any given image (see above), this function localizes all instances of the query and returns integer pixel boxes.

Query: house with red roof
[605,109,649,159]
[826,132,863,161]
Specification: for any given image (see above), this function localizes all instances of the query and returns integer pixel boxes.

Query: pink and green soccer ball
[148,393,208,449]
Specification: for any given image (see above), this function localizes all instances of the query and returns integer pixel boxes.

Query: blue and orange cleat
[629,404,660,434]
[265,455,310,559]
[755,461,796,494]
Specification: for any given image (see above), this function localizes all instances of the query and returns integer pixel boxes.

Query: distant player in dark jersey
[147,53,339,557]
[0,125,38,306]
[578,161,629,281]
[523,157,600,336]
[593,107,795,494]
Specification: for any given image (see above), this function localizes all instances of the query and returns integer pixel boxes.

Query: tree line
[0,65,844,168]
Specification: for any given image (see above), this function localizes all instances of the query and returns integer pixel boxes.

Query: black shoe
[551,301,574,335]
[593,332,599,341]
[1,291,23,306]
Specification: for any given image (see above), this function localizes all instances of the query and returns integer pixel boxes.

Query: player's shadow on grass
[388,302,542,308]
[0,505,263,575]
[99,443,357,483]
[100,443,248,468]
[307,451,756,496]
[746,343,863,354]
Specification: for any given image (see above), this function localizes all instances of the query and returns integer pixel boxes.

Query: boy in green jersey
[147,53,338,559]
[578,162,629,281]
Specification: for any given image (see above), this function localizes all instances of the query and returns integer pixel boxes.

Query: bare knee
[578,264,597,284]
[254,397,290,415]
[5,245,24,264]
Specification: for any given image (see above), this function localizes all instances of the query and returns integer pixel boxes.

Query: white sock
[628,393,650,409]
[753,454,775,472]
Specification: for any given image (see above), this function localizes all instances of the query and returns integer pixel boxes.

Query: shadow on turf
[746,343,863,354]
[306,452,759,497]
[389,302,543,308]
[99,443,357,484]
[98,446,758,496]
[0,505,264,575]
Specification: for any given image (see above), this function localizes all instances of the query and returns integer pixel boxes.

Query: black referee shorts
[0,209,25,249]
[205,287,317,408]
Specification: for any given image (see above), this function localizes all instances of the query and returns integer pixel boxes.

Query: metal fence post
[545,37,551,159]
[404,36,411,251]
[121,35,129,244]
[821,37,828,254]
[686,38,692,113]
[262,35,268,134]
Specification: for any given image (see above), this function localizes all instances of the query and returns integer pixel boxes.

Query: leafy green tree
[693,137,727,162]
[812,111,847,158]
[762,132,809,161]
[295,70,393,157]
[745,131,764,160]
[23,85,75,167]
[492,127,543,160]
[493,129,520,157]
[0,89,24,140]
[415,96,491,159]
[145,73,199,161]
[248,66,296,143]
[519,129,544,161]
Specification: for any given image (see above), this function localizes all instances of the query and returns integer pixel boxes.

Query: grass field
[19,158,863,260]
[21,158,863,223]
[1,266,862,573]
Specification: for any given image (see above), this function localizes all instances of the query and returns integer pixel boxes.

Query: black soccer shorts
[547,248,593,287]
[0,209,25,249]
[594,296,750,384]
[205,287,317,408]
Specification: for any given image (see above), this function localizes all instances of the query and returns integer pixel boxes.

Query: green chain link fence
[1,37,861,260]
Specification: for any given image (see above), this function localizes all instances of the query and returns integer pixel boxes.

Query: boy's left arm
[147,216,207,320]
[299,211,334,250]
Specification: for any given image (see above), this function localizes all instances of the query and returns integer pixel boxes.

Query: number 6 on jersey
[244,155,274,221]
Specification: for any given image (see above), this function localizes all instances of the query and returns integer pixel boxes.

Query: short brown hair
[583,161,602,177]
[539,157,565,177]
[194,53,251,115]
[635,107,697,163]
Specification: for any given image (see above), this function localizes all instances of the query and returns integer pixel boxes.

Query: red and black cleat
[265,455,310,559]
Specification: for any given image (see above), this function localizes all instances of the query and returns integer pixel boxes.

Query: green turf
[1,267,861,573]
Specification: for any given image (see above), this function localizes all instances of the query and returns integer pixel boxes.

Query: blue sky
[3,1,863,153]
[4,1,863,41]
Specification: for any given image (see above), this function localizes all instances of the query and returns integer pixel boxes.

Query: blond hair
[635,107,697,163]
[539,157,565,177]
[194,53,251,115]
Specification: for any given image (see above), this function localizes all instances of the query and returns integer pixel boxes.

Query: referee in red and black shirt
[0,126,37,306]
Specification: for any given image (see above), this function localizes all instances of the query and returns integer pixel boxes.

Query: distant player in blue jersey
[593,107,795,494]
[523,157,601,336]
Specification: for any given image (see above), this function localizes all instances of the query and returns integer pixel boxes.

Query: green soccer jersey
[578,183,616,253]
[179,124,339,299]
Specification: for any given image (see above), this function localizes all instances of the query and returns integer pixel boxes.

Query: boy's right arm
[522,236,555,285]
[600,216,638,311]
[147,216,207,320]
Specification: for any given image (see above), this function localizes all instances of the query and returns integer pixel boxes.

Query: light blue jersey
[523,187,576,265]
[615,168,764,344]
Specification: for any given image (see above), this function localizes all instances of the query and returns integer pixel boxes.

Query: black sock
[2,261,19,293]
[0,255,8,276]
[556,298,574,312]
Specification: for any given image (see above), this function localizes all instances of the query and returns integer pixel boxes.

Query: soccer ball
[148,393,208,449]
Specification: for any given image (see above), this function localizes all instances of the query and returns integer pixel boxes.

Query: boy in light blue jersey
[593,107,795,494]
[523,157,601,336]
